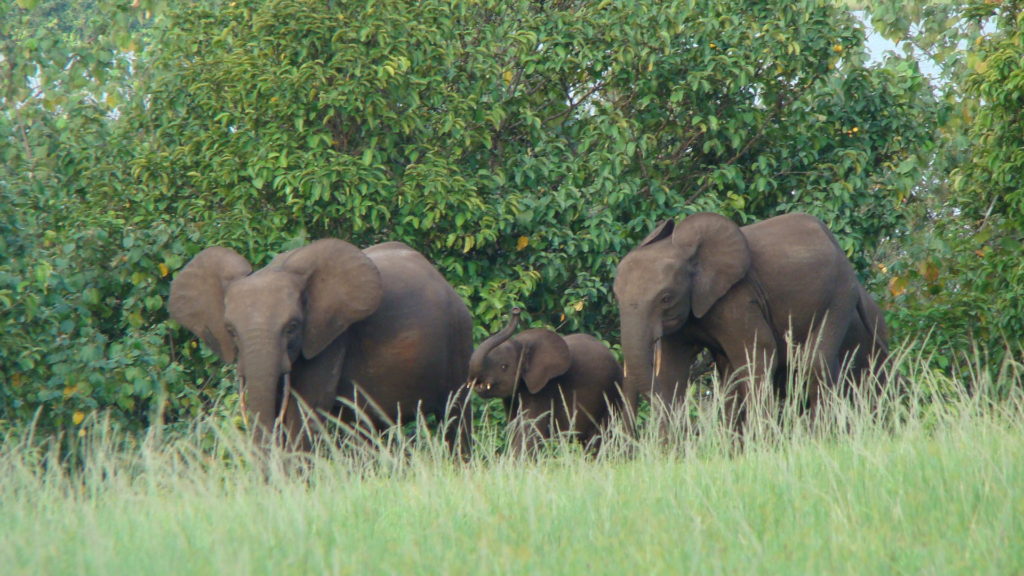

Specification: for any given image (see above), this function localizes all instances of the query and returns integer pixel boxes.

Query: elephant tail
[855,287,889,358]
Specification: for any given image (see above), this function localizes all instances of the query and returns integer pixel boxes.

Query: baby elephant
[468,308,623,454]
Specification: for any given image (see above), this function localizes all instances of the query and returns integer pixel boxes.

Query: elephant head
[169,239,383,438]
[468,308,572,398]
[613,213,750,401]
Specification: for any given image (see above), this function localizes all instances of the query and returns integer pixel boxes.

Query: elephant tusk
[655,339,663,378]
[623,360,628,380]
[278,373,292,424]
[238,376,250,427]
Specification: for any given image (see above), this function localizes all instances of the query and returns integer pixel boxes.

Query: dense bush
[3,0,941,434]
[868,0,1024,367]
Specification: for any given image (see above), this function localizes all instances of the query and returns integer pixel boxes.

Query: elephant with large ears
[468,308,624,454]
[169,239,473,453]
[613,212,889,432]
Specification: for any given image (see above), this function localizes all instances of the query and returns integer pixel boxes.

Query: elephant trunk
[469,307,521,379]
[618,314,662,423]
[239,348,290,443]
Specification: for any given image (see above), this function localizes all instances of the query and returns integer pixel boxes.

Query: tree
[130,0,937,319]
[2,0,940,433]
[860,0,1024,364]
[0,0,209,434]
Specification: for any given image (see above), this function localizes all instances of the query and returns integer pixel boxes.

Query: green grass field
[2,356,1022,575]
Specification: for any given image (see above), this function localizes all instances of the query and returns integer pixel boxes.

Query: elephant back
[562,333,624,397]
[342,242,472,413]
[738,213,864,355]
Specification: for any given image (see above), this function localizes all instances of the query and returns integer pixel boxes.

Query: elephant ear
[278,238,383,359]
[518,329,572,394]
[168,246,253,363]
[639,219,675,248]
[675,212,751,319]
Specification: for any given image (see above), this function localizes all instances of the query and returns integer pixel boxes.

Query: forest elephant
[468,308,624,454]
[613,212,889,432]
[168,239,473,454]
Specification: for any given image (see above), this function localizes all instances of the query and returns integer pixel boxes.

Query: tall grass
[1,348,1022,575]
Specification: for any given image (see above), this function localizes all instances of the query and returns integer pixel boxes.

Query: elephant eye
[284,321,300,336]
[226,325,238,339]
[660,293,673,304]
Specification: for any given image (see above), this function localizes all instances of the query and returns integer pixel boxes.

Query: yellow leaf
[72,411,86,425]
[158,262,170,277]
[573,301,585,312]
[516,236,530,251]
[79,428,87,437]
[918,260,939,283]
[833,44,844,53]
[503,70,514,85]
[63,385,78,398]
[888,276,908,297]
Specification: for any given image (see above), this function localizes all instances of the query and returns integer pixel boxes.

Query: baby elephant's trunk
[469,307,521,379]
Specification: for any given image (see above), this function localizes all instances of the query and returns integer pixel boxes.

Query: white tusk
[277,373,292,424]
[655,339,663,378]
[623,360,628,379]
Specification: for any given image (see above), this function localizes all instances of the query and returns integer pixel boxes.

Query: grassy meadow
[2,350,1023,575]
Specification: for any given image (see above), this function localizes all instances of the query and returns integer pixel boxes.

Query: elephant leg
[840,313,887,403]
[803,313,849,428]
[508,407,547,458]
[652,333,697,411]
[282,339,347,449]
[648,333,697,441]
[720,328,778,437]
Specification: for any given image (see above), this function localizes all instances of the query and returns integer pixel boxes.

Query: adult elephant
[468,308,623,454]
[169,239,473,453]
[613,212,888,430]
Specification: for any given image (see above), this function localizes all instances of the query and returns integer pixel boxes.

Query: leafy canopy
[2,0,939,433]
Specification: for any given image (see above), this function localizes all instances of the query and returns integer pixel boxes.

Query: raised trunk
[469,307,521,377]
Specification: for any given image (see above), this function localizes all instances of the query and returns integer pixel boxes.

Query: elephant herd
[169,212,889,455]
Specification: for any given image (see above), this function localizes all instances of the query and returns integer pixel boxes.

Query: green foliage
[0,0,233,434]
[2,0,940,433]
[865,0,987,87]
[131,0,936,322]
[877,1,1024,363]
[947,0,1024,348]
